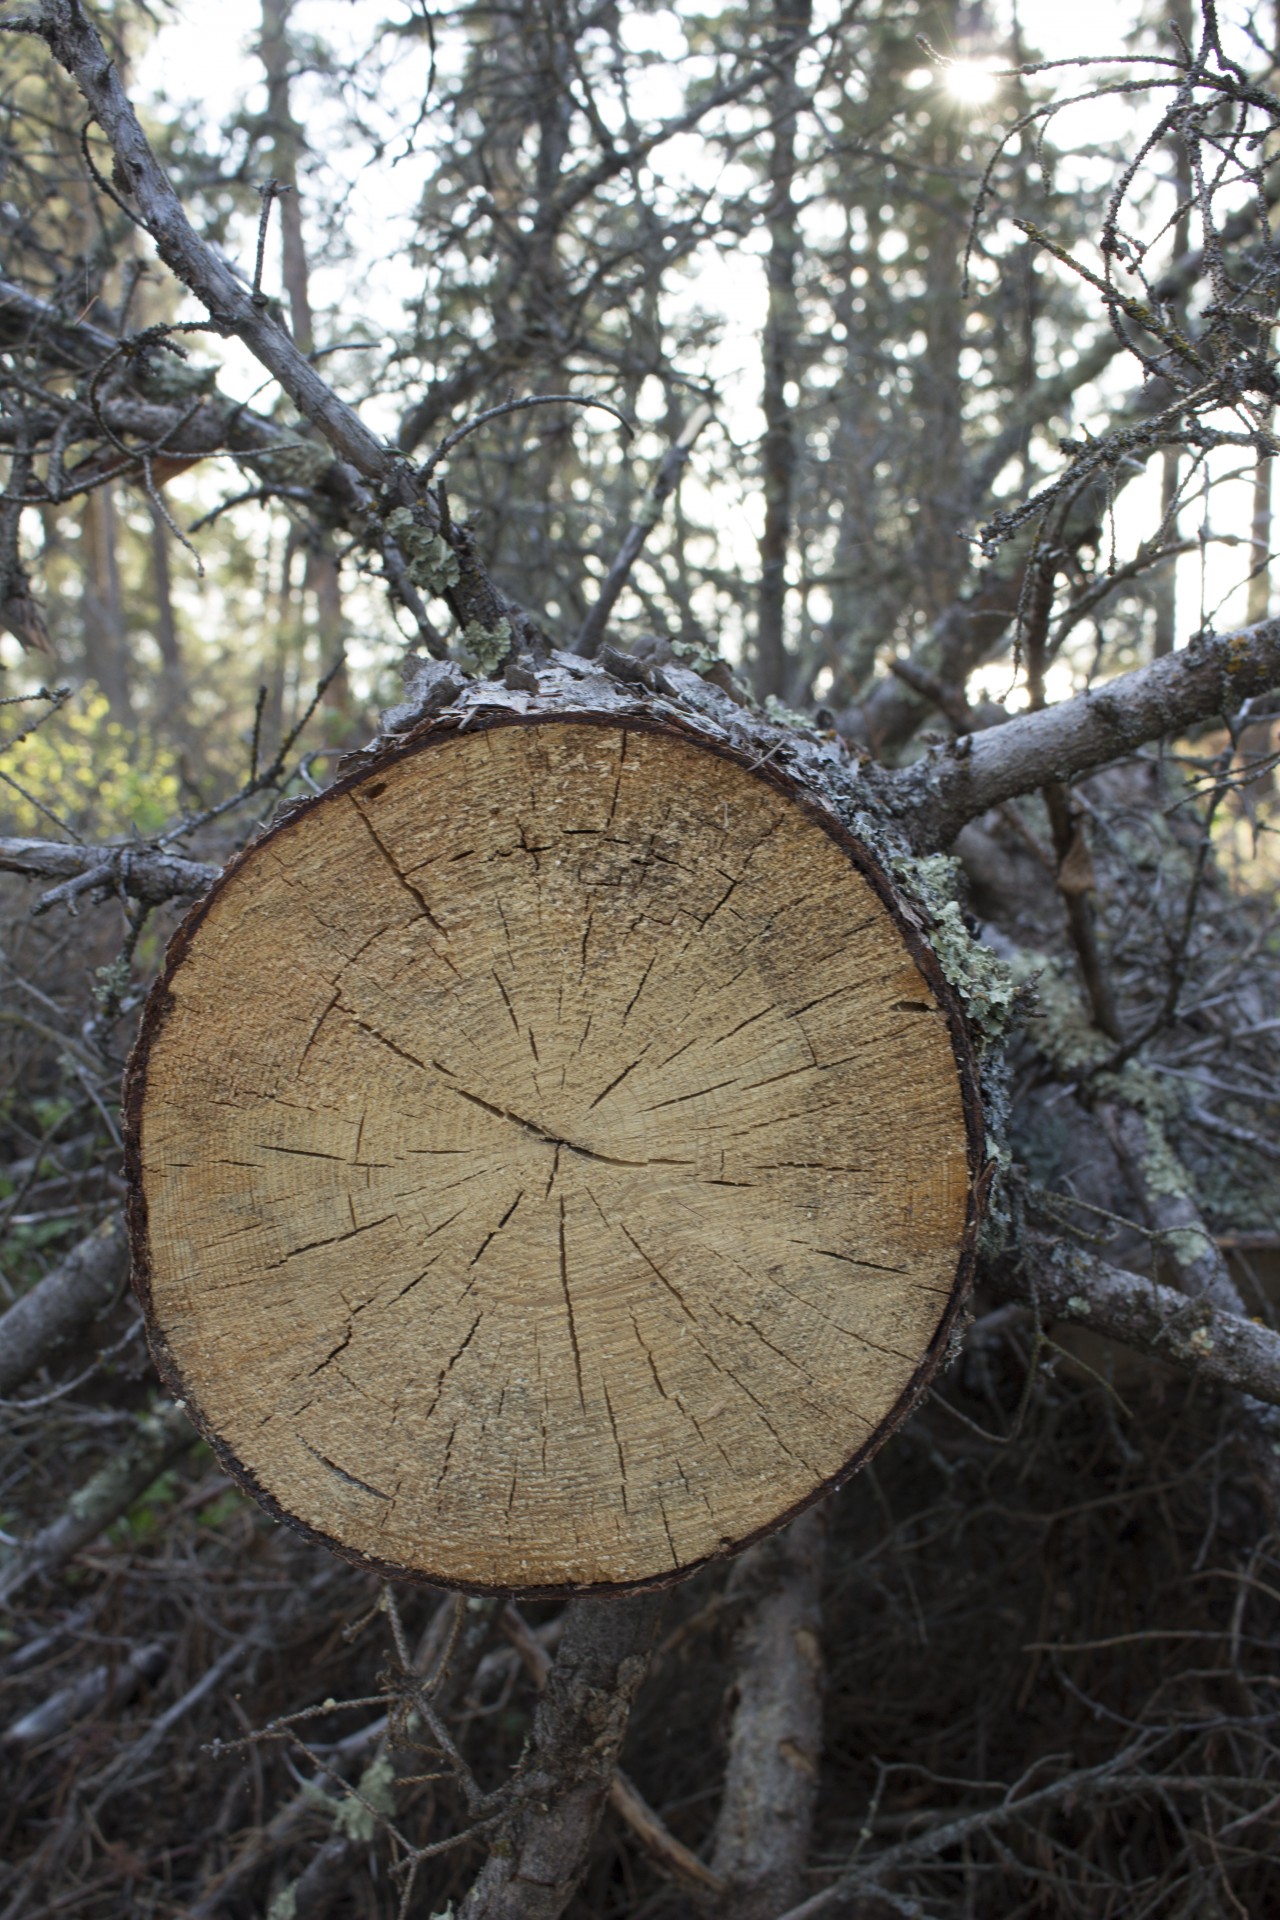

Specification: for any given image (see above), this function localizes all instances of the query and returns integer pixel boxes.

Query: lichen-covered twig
[1097,1096,1280,1517]
[0,836,217,911]
[885,619,1280,851]
[280,1595,503,1920]
[987,1232,1280,1410]
[0,1400,196,1606]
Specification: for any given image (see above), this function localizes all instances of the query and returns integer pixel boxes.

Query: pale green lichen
[671,636,724,676]
[240,440,336,488]
[460,617,513,674]
[892,853,1018,1043]
[384,507,462,598]
[137,352,218,403]
[764,693,813,732]
[334,1754,398,1844]
[266,1888,297,1920]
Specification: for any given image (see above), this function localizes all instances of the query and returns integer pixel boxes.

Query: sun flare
[944,59,1001,105]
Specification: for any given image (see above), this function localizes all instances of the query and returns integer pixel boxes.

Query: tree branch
[0,836,217,910]
[0,1400,196,1606]
[457,1593,661,1920]
[709,1506,826,1919]
[17,7,526,653]
[0,1214,128,1399]
[573,403,713,657]
[986,1235,1280,1410]
[24,1,391,487]
[885,620,1280,850]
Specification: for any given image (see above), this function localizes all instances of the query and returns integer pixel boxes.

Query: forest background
[2,0,1280,1916]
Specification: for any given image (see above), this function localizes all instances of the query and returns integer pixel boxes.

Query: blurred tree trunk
[79,483,132,717]
[754,0,813,702]
[911,29,967,626]
[1246,0,1280,628]
[1154,0,1195,657]
[148,500,187,730]
[258,0,351,725]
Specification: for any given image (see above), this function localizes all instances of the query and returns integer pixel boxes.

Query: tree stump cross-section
[126,713,983,1594]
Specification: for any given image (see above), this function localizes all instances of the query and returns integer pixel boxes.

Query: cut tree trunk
[125,697,983,1595]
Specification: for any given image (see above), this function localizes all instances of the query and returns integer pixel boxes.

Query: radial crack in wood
[125,712,982,1593]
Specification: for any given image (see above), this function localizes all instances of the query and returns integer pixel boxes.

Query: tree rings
[126,713,983,1594]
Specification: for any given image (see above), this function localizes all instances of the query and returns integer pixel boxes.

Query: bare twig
[418,392,635,490]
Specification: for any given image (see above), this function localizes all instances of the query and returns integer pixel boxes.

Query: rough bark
[885,619,1280,850]
[709,1506,826,1919]
[456,1593,661,1920]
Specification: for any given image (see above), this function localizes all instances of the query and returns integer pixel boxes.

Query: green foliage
[197,1488,248,1530]
[109,1466,182,1546]
[0,686,181,836]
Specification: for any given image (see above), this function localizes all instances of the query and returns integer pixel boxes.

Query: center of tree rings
[126,713,983,1595]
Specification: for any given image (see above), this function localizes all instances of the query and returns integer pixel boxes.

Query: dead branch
[281,1596,504,1920]
[457,1593,662,1920]
[0,837,217,911]
[20,4,390,487]
[885,619,1280,849]
[774,1736,1165,1919]
[987,1233,1280,1408]
[503,1604,726,1899]
[709,1506,826,1919]
[3,1641,166,1750]
[1098,1095,1280,1518]
[0,1400,195,1607]
[0,1213,128,1399]
[573,402,714,657]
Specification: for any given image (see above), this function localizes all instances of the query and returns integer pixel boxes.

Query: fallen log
[125,673,985,1595]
